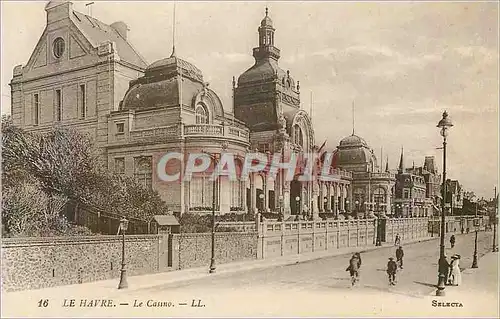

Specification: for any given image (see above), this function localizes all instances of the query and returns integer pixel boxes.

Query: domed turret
[335,134,378,172]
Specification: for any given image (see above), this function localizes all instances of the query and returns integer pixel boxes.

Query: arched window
[195,104,209,124]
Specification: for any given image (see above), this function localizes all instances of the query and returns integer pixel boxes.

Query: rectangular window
[134,156,152,189]
[33,93,39,125]
[80,84,86,119]
[55,89,62,121]
[404,189,409,199]
[114,158,125,175]
[116,123,125,134]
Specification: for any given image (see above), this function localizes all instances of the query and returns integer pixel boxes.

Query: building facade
[9,1,147,161]
[393,150,434,217]
[10,2,354,220]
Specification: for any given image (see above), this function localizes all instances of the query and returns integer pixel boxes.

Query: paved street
[3,231,497,318]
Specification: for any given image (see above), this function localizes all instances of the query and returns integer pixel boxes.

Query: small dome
[339,134,368,147]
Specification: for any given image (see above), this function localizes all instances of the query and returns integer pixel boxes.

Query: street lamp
[324,197,328,211]
[202,151,219,274]
[118,217,129,289]
[436,110,453,297]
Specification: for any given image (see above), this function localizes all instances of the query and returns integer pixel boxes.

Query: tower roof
[260,7,273,27]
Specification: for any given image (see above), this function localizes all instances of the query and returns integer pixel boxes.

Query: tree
[2,120,169,237]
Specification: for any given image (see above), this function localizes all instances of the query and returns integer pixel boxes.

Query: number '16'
[38,299,49,307]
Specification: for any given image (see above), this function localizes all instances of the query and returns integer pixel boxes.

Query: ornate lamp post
[345,200,350,216]
[202,151,219,274]
[118,217,129,289]
[436,111,453,297]
[324,197,328,212]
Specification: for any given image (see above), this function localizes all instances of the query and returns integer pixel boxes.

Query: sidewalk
[427,251,499,318]
[2,235,436,299]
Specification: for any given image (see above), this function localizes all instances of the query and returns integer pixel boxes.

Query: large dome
[120,54,205,111]
[335,134,377,172]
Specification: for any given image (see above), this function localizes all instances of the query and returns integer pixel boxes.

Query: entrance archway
[290,179,301,215]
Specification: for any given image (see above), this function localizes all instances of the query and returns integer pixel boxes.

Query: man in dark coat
[439,255,450,285]
[387,257,398,285]
[450,235,456,248]
[396,246,404,269]
[346,253,361,285]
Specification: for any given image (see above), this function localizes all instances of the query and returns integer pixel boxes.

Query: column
[283,180,291,217]
[340,184,345,212]
[385,185,391,216]
[250,173,256,215]
[348,184,353,214]
[318,182,323,213]
[326,182,332,211]
[312,182,319,219]
[263,175,268,212]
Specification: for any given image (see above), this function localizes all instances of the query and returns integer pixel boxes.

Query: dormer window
[195,104,209,124]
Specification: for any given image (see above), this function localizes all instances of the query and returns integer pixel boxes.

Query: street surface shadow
[414,281,436,288]
[362,284,424,299]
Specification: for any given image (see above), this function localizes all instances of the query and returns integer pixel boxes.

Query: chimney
[111,21,129,40]
[45,1,73,24]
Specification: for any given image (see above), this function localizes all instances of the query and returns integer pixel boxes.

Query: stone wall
[170,232,257,270]
[257,219,378,259]
[1,235,162,292]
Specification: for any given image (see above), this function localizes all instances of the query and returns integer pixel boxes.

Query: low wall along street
[2,216,484,291]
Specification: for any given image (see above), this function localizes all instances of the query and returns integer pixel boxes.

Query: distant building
[393,149,437,217]
[333,134,395,218]
[445,179,463,215]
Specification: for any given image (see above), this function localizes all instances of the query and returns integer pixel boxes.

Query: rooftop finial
[352,100,355,135]
[171,1,177,57]
[265,7,268,16]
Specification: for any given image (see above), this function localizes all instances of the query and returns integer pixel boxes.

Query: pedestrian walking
[396,246,404,269]
[450,235,456,248]
[387,257,398,285]
[448,254,462,286]
[346,253,361,286]
[394,234,401,246]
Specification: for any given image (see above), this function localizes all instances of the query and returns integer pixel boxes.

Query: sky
[1,1,498,198]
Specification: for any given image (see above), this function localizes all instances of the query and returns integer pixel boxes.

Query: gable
[69,34,86,59]
[32,41,48,68]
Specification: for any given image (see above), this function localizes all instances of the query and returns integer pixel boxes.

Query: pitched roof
[152,214,179,226]
[71,10,147,69]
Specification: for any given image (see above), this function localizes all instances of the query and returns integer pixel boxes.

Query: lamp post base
[209,259,216,274]
[118,268,128,289]
[472,254,478,268]
[435,276,446,296]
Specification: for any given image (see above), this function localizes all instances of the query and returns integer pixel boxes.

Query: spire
[398,146,404,174]
[170,1,177,57]
[265,6,268,16]
[385,155,389,172]
[352,100,355,135]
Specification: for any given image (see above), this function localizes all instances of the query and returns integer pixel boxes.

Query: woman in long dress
[449,255,462,286]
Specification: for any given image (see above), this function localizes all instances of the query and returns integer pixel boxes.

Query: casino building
[12,1,416,221]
